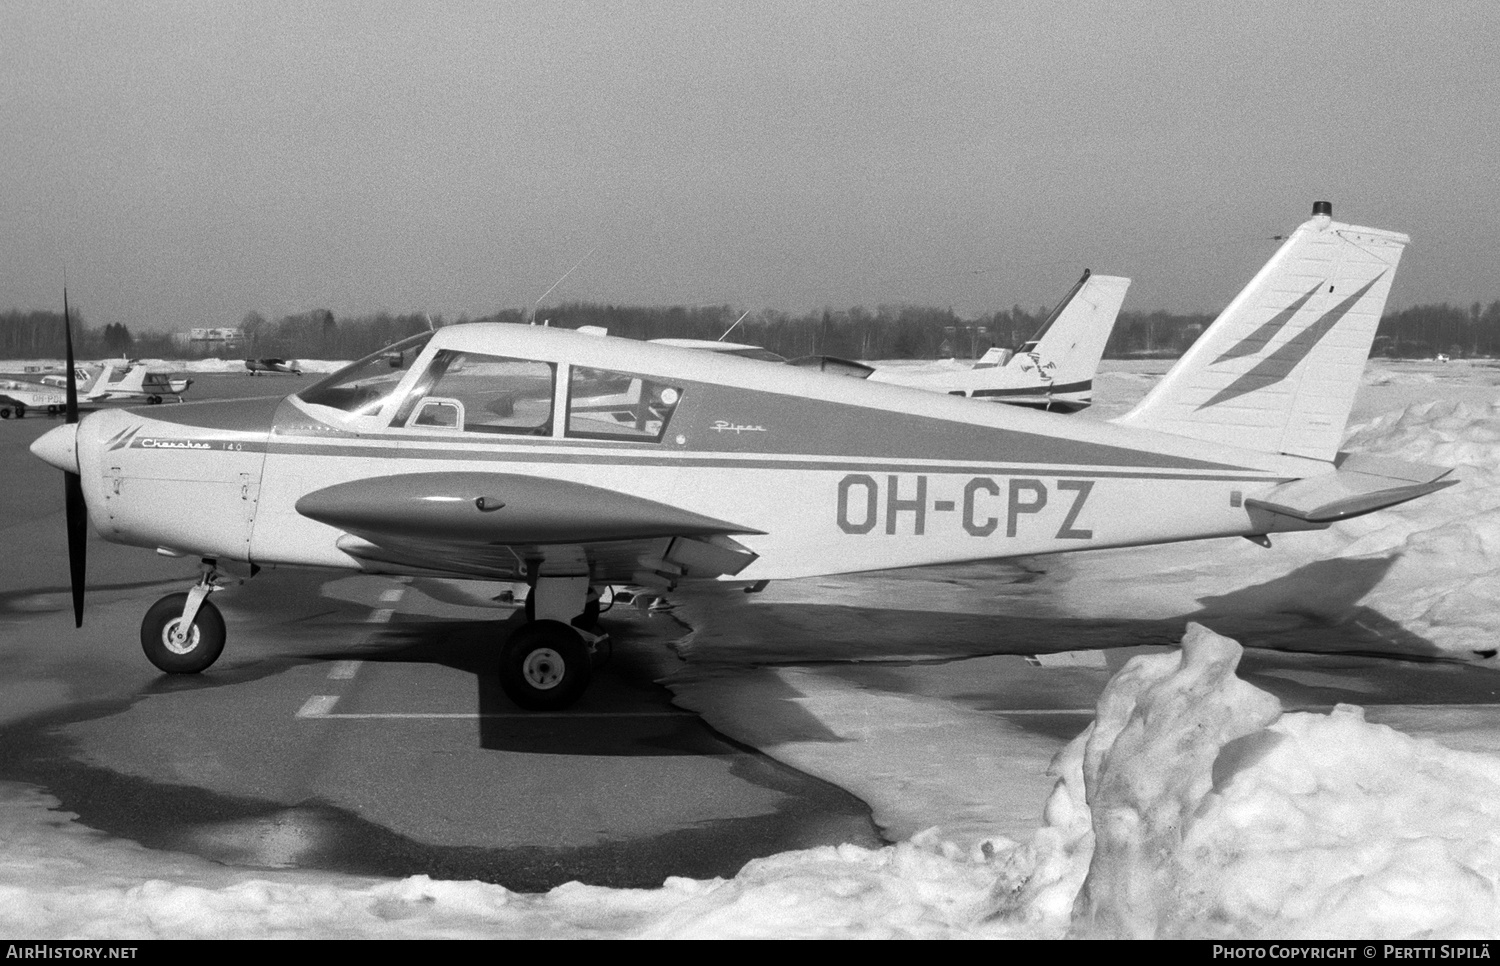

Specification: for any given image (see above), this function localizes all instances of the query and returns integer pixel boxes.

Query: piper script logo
[711,420,766,434]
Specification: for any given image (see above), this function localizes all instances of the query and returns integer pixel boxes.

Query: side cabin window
[391,350,555,435]
[567,367,682,442]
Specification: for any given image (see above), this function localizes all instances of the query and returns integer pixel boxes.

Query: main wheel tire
[47,404,59,416]
[14,405,24,419]
[498,620,591,711]
[141,593,226,674]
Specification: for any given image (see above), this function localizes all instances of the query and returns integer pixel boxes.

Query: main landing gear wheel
[499,620,592,711]
[141,592,226,674]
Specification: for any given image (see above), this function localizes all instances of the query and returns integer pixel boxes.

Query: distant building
[170,327,246,352]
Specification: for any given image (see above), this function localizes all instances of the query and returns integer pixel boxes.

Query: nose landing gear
[140,565,227,674]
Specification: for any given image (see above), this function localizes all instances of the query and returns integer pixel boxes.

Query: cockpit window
[567,367,682,442]
[390,350,556,435]
[298,333,433,416]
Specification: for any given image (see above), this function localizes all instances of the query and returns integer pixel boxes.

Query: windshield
[298,333,433,416]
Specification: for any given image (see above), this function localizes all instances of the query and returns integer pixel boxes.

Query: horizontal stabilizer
[1246,454,1456,523]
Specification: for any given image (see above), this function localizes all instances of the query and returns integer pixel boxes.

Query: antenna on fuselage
[527,246,598,325]
[717,310,751,342]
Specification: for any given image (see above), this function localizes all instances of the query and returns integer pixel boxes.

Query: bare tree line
[4,298,1500,362]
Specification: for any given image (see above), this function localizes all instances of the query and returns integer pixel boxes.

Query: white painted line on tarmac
[366,608,394,624]
[379,588,404,603]
[297,710,695,720]
[297,695,340,718]
[329,660,362,680]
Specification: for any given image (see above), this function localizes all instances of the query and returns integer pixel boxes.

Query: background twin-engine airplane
[31,203,1455,710]
[651,269,1130,412]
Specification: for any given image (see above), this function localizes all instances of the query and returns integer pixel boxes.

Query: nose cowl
[31,423,79,474]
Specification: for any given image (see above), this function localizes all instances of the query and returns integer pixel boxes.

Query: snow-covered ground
[2,358,1498,938]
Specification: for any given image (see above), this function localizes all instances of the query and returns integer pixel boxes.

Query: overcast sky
[3,1,1497,332]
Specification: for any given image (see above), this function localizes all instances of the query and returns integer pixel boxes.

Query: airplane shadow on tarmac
[320,613,773,758]
[618,552,1486,749]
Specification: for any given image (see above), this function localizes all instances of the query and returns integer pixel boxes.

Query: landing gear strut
[140,564,227,674]
[499,575,607,711]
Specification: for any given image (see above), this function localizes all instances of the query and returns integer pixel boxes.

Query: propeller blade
[65,470,86,628]
[64,288,78,423]
[62,288,85,626]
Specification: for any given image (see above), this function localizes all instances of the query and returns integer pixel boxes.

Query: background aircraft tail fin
[1114,203,1408,463]
[1005,270,1131,390]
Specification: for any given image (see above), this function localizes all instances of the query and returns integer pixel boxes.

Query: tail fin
[1115,203,1408,463]
[1003,269,1131,392]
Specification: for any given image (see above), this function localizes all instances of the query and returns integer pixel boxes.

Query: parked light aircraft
[652,270,1129,412]
[1,361,188,418]
[246,358,303,376]
[868,271,1130,411]
[0,378,68,419]
[43,362,191,404]
[31,204,1454,711]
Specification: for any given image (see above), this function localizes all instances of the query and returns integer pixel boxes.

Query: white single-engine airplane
[43,362,191,404]
[1,361,188,418]
[652,270,1130,412]
[31,204,1454,711]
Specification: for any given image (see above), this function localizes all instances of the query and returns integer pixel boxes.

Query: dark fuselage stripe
[257,440,1284,482]
[122,434,1277,481]
[970,379,1092,398]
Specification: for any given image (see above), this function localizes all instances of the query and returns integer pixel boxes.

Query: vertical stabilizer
[1006,270,1131,389]
[1114,204,1408,463]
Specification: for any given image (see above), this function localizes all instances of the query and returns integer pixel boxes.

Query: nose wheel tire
[499,620,591,711]
[141,593,226,674]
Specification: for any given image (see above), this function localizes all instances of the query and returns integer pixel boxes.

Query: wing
[294,471,762,585]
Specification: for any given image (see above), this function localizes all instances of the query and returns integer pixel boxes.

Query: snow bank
[1288,399,1500,657]
[998,624,1500,939]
